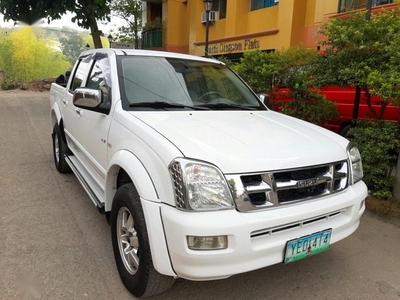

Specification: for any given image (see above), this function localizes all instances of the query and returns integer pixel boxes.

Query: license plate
[284,229,332,264]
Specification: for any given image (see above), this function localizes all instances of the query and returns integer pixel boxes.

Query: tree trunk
[90,22,103,49]
[134,29,139,49]
[364,88,378,120]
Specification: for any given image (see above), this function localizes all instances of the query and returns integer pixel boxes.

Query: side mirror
[73,88,110,115]
[257,93,273,109]
[257,93,269,103]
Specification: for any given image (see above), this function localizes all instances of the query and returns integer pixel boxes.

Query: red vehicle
[269,87,400,136]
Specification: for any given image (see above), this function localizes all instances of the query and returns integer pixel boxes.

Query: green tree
[0,27,70,84]
[315,8,400,119]
[279,87,339,125]
[234,50,277,94]
[233,47,337,124]
[0,29,13,78]
[60,34,87,64]
[0,0,64,25]
[68,0,111,49]
[315,9,400,198]
[111,0,142,49]
[235,47,319,94]
[0,0,111,49]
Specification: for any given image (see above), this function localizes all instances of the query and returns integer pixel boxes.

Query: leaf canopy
[0,0,66,25]
[0,0,111,48]
[111,0,143,48]
[314,8,400,104]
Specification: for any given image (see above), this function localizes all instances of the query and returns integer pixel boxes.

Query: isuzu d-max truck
[50,49,367,298]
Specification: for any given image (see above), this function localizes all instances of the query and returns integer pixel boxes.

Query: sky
[0,12,127,34]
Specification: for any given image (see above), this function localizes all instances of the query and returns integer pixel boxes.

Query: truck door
[65,54,113,186]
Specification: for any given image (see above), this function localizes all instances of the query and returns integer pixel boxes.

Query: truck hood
[132,110,349,174]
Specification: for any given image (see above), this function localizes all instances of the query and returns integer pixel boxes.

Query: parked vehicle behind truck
[50,49,368,297]
[270,86,400,136]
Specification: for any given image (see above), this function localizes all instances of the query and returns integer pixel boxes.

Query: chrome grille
[277,182,326,202]
[226,161,348,212]
[169,161,186,208]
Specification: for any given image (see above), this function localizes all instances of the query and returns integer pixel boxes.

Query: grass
[366,196,400,218]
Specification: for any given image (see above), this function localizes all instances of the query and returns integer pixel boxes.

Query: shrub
[348,121,400,198]
[234,50,276,94]
[279,87,339,125]
[0,79,18,90]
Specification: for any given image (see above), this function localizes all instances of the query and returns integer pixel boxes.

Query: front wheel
[52,123,71,173]
[111,184,175,298]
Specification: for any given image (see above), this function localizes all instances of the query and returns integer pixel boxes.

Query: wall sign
[208,38,260,54]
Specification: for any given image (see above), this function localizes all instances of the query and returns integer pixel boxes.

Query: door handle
[62,99,68,105]
[75,108,82,116]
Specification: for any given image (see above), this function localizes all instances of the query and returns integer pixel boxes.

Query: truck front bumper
[161,181,367,280]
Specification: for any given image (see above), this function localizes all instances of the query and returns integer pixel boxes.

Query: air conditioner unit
[201,11,218,24]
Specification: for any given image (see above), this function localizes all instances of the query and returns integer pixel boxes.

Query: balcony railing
[338,0,393,13]
[141,29,162,49]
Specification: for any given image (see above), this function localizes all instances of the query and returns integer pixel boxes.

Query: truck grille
[226,161,348,212]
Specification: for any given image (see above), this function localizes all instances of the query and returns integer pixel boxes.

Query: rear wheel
[111,183,175,298]
[52,123,71,173]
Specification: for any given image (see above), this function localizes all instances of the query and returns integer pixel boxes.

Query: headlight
[169,158,234,211]
[347,144,363,184]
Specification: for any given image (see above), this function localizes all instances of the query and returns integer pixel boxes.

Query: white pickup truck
[50,49,367,298]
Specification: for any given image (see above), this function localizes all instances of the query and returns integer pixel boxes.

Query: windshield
[117,56,266,111]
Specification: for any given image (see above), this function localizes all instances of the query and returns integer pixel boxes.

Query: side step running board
[65,155,105,214]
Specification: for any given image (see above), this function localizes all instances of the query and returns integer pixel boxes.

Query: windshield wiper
[197,103,258,111]
[129,101,210,110]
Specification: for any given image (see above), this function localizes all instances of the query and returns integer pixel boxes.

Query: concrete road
[1,90,399,300]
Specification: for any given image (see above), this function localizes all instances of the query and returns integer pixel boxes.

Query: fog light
[187,236,228,250]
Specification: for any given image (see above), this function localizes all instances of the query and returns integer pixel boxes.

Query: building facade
[141,0,397,60]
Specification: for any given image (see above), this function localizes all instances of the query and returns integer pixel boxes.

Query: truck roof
[80,48,224,65]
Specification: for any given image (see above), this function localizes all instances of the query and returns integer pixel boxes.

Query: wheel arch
[107,152,176,278]
[50,102,62,128]
[50,104,69,144]
[105,150,159,212]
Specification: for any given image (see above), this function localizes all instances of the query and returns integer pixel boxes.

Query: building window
[338,0,393,13]
[211,1,219,11]
[208,0,227,19]
[220,0,227,19]
[251,0,278,11]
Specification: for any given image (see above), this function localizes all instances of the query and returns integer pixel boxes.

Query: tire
[111,184,175,298]
[340,124,353,137]
[52,123,72,173]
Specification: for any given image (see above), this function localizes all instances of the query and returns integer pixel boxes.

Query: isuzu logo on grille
[298,179,318,188]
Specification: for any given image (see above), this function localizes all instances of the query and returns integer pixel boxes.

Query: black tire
[52,123,72,173]
[340,124,353,137]
[111,184,175,298]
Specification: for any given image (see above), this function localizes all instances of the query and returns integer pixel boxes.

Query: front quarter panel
[106,106,183,209]
[106,150,158,212]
